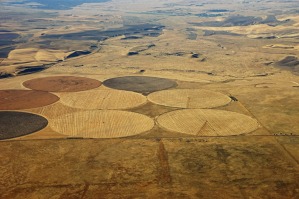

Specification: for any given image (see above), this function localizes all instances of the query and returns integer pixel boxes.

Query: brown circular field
[0,90,59,110]
[50,110,155,138]
[157,109,259,136]
[103,76,177,94]
[59,89,147,110]
[23,76,102,92]
[148,89,231,108]
[0,111,48,140]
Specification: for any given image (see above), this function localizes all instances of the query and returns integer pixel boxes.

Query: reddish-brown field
[23,76,102,92]
[0,90,59,110]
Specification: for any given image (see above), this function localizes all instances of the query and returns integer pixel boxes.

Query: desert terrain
[0,0,299,198]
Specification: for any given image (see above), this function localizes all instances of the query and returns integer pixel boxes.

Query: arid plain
[0,0,299,198]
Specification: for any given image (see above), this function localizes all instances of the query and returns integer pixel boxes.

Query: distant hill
[2,0,110,10]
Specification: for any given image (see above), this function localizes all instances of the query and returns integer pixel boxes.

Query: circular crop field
[23,76,102,92]
[0,90,59,110]
[0,111,48,140]
[50,110,155,138]
[157,109,259,136]
[148,89,231,108]
[59,89,147,110]
[103,76,177,94]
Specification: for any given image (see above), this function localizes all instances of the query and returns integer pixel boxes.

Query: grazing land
[0,0,299,198]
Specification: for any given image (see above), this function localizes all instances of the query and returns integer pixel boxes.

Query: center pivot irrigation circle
[59,89,147,110]
[0,90,59,110]
[157,109,259,136]
[148,89,231,108]
[0,111,48,140]
[23,76,102,92]
[103,76,177,94]
[50,110,155,138]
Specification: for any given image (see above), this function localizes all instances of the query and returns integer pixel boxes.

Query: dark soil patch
[207,9,230,13]
[192,15,287,27]
[18,66,48,75]
[128,51,139,56]
[0,46,16,58]
[41,24,164,41]
[0,111,48,140]
[0,33,19,40]
[23,76,102,92]
[187,32,197,40]
[229,96,238,101]
[191,53,200,58]
[0,30,11,32]
[275,56,299,74]
[0,33,19,46]
[121,35,143,40]
[0,73,13,79]
[276,56,299,68]
[196,13,223,18]
[203,30,241,36]
[0,90,59,110]
[66,50,91,59]
[103,76,177,94]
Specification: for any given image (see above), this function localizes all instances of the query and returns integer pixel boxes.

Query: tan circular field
[59,89,147,110]
[0,90,59,110]
[50,110,155,138]
[157,109,259,136]
[148,89,231,108]
[23,76,102,92]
